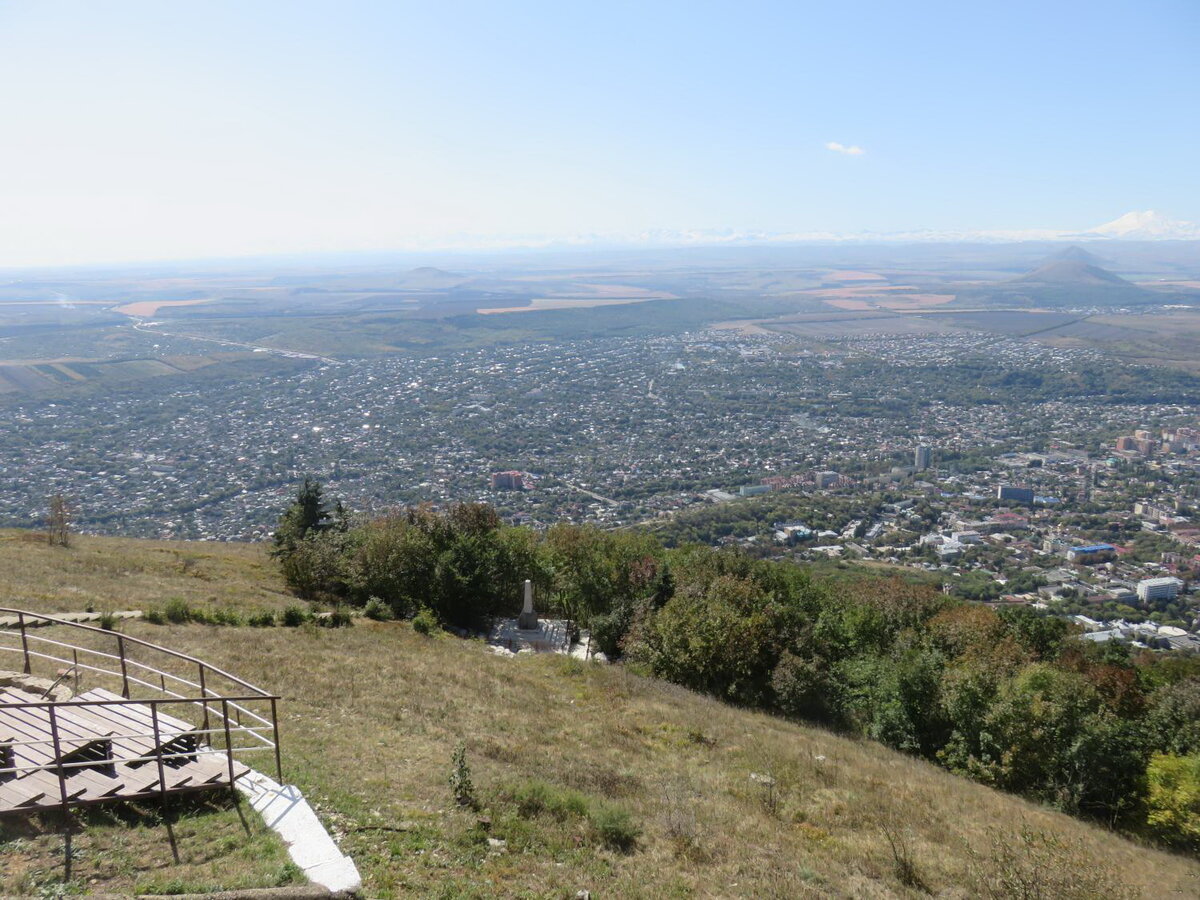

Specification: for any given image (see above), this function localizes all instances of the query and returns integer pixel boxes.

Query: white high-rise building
[1137,577,1183,603]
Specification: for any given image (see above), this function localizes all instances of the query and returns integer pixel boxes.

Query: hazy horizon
[1,0,1198,267]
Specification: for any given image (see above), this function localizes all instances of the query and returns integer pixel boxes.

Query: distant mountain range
[1081,210,1200,240]
[477,211,1200,250]
[654,211,1200,246]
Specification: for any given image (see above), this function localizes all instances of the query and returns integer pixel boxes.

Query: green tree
[1145,679,1200,756]
[273,477,333,556]
[1145,752,1200,849]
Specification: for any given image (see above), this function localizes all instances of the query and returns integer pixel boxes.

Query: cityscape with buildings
[1,326,1198,650]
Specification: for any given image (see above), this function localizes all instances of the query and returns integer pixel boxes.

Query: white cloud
[825,141,865,156]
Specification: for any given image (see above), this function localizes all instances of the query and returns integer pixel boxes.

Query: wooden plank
[66,766,125,799]
[0,702,115,776]
[114,763,165,795]
[75,689,197,741]
[0,774,88,811]
[43,703,161,761]
[0,701,103,749]
[0,757,247,813]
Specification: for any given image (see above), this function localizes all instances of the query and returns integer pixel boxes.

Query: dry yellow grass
[75,619,1193,899]
[4,533,1200,897]
[0,530,292,617]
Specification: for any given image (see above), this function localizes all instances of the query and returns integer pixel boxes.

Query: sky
[0,0,1198,266]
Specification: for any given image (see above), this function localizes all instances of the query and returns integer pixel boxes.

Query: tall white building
[1137,576,1184,603]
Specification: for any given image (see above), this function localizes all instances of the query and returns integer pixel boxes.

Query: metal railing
[0,609,282,812]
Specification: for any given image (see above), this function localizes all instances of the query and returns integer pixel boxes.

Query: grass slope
[4,533,1200,897]
[0,798,301,896]
[0,530,294,617]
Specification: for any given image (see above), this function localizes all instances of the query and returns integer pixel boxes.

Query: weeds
[589,802,641,852]
[660,780,702,859]
[966,823,1133,900]
[143,600,243,627]
[449,743,477,809]
[509,780,589,820]
[163,597,191,624]
[879,814,928,893]
[502,779,640,853]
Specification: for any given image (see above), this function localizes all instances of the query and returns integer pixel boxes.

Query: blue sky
[0,0,1197,265]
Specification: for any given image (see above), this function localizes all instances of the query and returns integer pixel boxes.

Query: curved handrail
[0,607,272,697]
[0,643,276,740]
[0,608,285,790]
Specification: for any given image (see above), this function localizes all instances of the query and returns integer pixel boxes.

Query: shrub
[186,607,218,626]
[589,802,641,852]
[509,780,589,821]
[364,597,392,621]
[247,610,277,627]
[412,607,439,636]
[143,607,166,625]
[163,597,192,624]
[97,611,118,631]
[280,605,310,627]
[449,743,477,809]
[319,607,353,628]
[212,608,244,627]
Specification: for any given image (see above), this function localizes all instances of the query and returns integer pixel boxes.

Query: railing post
[72,649,80,693]
[222,699,236,790]
[270,697,283,784]
[47,705,71,816]
[18,612,30,674]
[117,636,130,698]
[150,701,168,804]
[198,664,210,736]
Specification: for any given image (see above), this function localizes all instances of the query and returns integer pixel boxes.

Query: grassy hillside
[3,533,1200,897]
[0,530,294,617]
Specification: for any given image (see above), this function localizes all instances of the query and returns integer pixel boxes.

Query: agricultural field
[1031,310,1200,373]
[914,309,1084,336]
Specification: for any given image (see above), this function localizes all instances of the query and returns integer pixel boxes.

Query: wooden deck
[0,606,281,814]
[0,687,249,813]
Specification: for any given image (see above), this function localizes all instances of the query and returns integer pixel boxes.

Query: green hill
[2,531,1199,897]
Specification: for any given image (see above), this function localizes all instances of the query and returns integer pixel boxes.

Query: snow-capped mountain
[1082,210,1200,240]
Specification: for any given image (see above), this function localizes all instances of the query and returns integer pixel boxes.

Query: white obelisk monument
[518,579,538,630]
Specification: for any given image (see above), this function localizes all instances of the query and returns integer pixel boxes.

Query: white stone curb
[236,768,361,895]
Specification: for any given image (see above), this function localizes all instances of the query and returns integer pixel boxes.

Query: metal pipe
[18,612,30,674]
[222,699,236,791]
[117,636,129,698]
[198,665,210,736]
[150,702,167,804]
[270,697,282,784]
[47,705,70,816]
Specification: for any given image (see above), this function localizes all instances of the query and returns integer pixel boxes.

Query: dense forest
[274,481,1200,852]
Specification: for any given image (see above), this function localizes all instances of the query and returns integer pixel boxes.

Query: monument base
[517,611,539,630]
